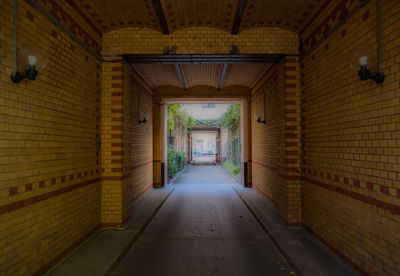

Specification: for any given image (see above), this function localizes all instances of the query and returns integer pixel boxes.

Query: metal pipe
[376,0,382,73]
[13,0,18,74]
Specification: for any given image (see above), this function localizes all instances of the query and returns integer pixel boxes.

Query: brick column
[101,61,124,227]
[281,56,302,225]
[152,97,162,188]
[246,98,252,187]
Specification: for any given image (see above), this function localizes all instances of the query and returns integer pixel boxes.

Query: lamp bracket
[11,66,38,83]
[358,66,384,84]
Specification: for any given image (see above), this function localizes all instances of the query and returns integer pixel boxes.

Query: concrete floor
[114,166,296,276]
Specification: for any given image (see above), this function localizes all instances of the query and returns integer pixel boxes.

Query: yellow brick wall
[300,0,400,274]
[102,27,298,55]
[251,57,302,225]
[101,60,153,225]
[0,0,101,274]
[122,64,153,221]
[251,63,286,212]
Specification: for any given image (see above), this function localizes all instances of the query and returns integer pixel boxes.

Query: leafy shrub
[223,161,241,179]
[168,145,177,177]
[168,146,186,178]
[177,151,185,171]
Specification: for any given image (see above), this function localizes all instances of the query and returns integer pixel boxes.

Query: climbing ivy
[167,104,182,130]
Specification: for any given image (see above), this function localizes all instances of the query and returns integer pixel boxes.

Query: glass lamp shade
[139,111,150,123]
[17,46,46,72]
[350,48,377,72]
[143,111,150,122]
[254,112,264,121]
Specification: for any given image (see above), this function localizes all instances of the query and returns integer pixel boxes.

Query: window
[201,104,215,108]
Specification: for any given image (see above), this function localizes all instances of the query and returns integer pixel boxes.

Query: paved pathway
[114,166,296,276]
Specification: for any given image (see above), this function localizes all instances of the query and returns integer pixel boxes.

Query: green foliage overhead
[194,118,221,127]
[219,104,240,129]
[191,104,241,129]
[187,116,195,127]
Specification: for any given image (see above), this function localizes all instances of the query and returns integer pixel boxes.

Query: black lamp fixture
[354,0,384,84]
[137,94,150,124]
[11,55,39,83]
[357,55,384,84]
[11,0,45,83]
[255,89,266,124]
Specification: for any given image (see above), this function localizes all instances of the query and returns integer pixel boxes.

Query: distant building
[181,104,230,119]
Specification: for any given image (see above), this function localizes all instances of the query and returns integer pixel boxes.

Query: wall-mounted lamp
[357,55,384,84]
[352,1,384,84]
[255,115,265,124]
[11,0,45,83]
[255,89,266,124]
[137,94,150,124]
[11,54,39,83]
[138,113,150,124]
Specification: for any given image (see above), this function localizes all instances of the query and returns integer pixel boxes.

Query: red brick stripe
[131,160,153,170]
[299,0,334,35]
[303,176,400,214]
[0,178,100,216]
[65,0,102,36]
[252,160,278,172]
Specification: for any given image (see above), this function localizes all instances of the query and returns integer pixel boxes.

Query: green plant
[177,151,185,171]
[220,104,241,165]
[223,161,241,179]
[168,145,177,177]
[167,104,182,131]
[219,104,240,130]
[187,116,195,127]
[194,118,221,127]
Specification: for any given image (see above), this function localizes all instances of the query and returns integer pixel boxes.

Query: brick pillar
[101,61,124,227]
[246,99,252,187]
[281,56,302,225]
[153,97,162,188]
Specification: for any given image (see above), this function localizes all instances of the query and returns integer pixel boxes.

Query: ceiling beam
[217,64,228,90]
[231,0,248,35]
[122,54,287,64]
[152,0,170,34]
[175,64,187,90]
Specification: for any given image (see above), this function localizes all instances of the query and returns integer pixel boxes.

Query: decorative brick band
[301,0,371,56]
[130,160,153,170]
[7,169,99,196]
[252,160,278,172]
[303,176,400,214]
[303,168,400,198]
[33,0,100,52]
[0,177,100,216]
[64,0,102,36]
